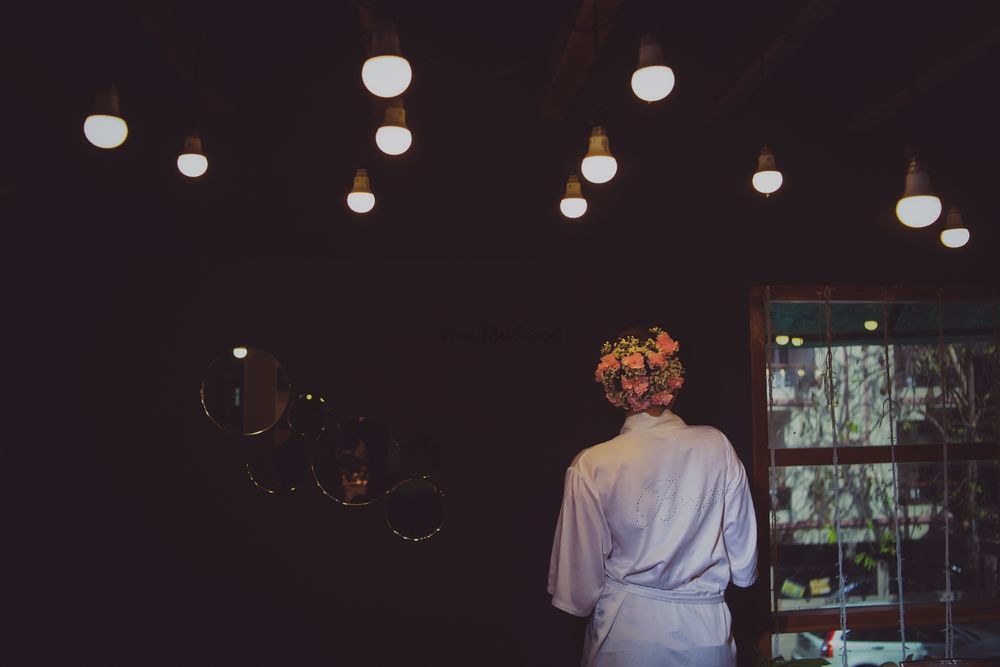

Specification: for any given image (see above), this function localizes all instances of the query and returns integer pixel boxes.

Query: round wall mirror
[245,429,309,494]
[386,478,446,541]
[201,346,292,435]
[309,416,400,506]
[286,391,331,436]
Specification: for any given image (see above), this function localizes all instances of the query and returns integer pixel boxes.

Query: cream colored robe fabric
[548,410,758,666]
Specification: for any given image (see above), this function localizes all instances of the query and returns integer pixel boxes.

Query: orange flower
[594,353,621,381]
[656,332,679,355]
[646,351,666,368]
[622,352,646,370]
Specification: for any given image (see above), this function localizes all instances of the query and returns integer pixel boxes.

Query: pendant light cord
[823,287,849,667]
[881,288,908,661]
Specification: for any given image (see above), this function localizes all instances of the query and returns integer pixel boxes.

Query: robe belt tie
[605,574,725,604]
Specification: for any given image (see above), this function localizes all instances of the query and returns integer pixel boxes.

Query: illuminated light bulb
[177,131,208,178]
[775,335,789,346]
[864,320,879,332]
[83,85,128,149]
[347,168,375,213]
[232,347,248,359]
[375,98,412,155]
[797,368,806,377]
[362,27,411,98]
[791,337,804,347]
[752,145,782,195]
[896,157,941,228]
[581,126,617,184]
[560,174,587,219]
[305,393,313,401]
[940,205,970,248]
[631,35,675,102]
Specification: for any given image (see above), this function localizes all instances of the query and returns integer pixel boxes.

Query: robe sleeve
[722,438,758,588]
[547,464,611,617]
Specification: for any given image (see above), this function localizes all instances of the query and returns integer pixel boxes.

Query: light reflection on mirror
[200,346,291,435]
[245,429,309,494]
[310,416,400,506]
[386,478,446,541]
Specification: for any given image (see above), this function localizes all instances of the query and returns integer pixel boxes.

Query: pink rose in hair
[622,352,646,370]
[628,396,652,411]
[621,376,650,394]
[651,390,674,406]
[646,351,666,368]
[656,332,679,355]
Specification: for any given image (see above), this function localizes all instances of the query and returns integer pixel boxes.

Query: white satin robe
[547,409,758,666]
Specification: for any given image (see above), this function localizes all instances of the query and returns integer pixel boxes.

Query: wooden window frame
[748,285,1000,654]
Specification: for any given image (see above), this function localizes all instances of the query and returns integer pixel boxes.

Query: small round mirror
[245,429,309,494]
[201,346,291,435]
[286,391,331,436]
[386,478,446,541]
[310,416,400,506]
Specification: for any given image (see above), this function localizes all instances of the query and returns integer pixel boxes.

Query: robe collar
[620,409,685,435]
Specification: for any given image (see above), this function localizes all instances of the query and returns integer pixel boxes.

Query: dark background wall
[8,253,994,666]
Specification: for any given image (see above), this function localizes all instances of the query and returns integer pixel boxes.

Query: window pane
[774,621,1000,661]
[767,301,999,448]
[773,461,999,612]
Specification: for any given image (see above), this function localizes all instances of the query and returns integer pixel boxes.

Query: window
[749,286,1000,658]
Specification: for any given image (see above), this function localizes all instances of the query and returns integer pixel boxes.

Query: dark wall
[6,254,771,665]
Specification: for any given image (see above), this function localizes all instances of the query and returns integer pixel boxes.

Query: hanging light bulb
[791,336,804,347]
[176,131,208,178]
[775,335,789,346]
[375,98,412,156]
[83,85,128,149]
[346,168,375,214]
[896,157,942,228]
[581,126,617,184]
[752,145,783,195]
[864,320,879,332]
[560,174,587,219]
[940,205,970,248]
[362,26,412,98]
[631,35,675,102]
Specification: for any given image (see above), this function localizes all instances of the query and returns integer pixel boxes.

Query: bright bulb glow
[581,155,617,184]
[232,347,248,359]
[347,192,375,214]
[864,320,878,331]
[375,125,412,155]
[84,114,128,149]
[797,368,806,377]
[752,170,783,194]
[560,197,587,219]
[791,337,804,347]
[896,195,941,228]
[775,335,789,346]
[362,55,412,98]
[941,227,970,248]
[631,65,675,102]
[177,153,208,178]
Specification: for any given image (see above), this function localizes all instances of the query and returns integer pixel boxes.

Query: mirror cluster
[200,345,445,541]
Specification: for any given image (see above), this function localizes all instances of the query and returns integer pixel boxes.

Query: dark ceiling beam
[539,0,624,122]
[847,24,1000,133]
[701,0,846,126]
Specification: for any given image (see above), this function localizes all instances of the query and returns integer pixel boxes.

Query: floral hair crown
[594,326,684,411]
